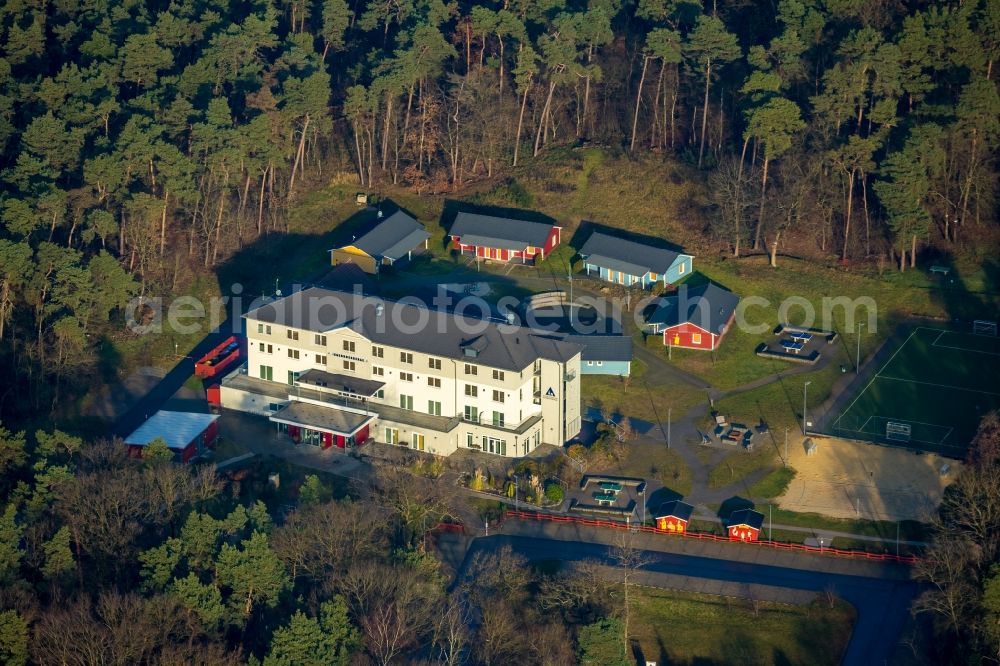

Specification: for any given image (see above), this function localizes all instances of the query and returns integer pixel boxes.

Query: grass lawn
[748,467,797,498]
[707,447,779,489]
[632,587,856,666]
[582,358,706,435]
[656,253,976,392]
[828,326,1000,456]
[613,444,693,497]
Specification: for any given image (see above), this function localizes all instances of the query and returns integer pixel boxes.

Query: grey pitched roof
[270,401,374,435]
[646,283,740,335]
[450,212,555,250]
[245,288,582,372]
[339,211,430,262]
[728,508,764,530]
[655,500,694,522]
[295,369,385,397]
[563,335,633,362]
[580,232,689,276]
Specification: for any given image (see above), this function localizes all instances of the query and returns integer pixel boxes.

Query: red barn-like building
[645,283,740,351]
[449,212,561,264]
[727,509,765,542]
[124,410,219,463]
[654,499,694,534]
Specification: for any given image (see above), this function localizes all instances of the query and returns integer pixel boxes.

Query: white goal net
[886,421,912,443]
[974,320,998,336]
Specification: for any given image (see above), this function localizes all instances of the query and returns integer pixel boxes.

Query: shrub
[544,483,565,503]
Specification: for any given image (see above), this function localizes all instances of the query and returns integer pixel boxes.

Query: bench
[929,265,950,275]
[781,340,804,353]
[790,332,812,343]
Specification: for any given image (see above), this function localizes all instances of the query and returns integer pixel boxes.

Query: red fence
[504,510,919,565]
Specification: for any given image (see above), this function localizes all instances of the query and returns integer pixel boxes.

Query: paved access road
[456,533,916,666]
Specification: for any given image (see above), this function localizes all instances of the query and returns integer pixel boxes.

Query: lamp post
[513,475,519,512]
[783,427,789,467]
[667,407,672,449]
[856,322,865,374]
[802,381,812,435]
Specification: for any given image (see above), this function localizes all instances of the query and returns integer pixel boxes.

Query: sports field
[829,327,1000,456]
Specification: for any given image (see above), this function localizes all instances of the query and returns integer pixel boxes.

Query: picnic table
[790,332,813,343]
[598,482,623,493]
[593,492,617,505]
[781,339,804,353]
[930,265,950,275]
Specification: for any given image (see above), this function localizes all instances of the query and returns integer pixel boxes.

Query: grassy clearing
[653,252,983,393]
[613,444,693,497]
[748,467,797,498]
[632,587,855,666]
[707,446,779,490]
[582,359,705,438]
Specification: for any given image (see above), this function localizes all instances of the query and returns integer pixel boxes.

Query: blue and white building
[579,231,693,288]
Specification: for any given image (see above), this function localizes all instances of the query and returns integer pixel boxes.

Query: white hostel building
[219,288,582,457]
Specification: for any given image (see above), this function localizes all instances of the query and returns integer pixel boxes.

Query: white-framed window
[258,323,271,334]
[586,361,593,366]
[428,400,441,416]
[287,349,300,359]
[259,365,273,381]
[464,364,477,375]
[428,358,441,370]
[492,389,504,403]
[400,372,413,382]
[596,360,603,366]
[343,360,356,371]
[464,405,478,422]
[315,334,327,346]
[400,352,413,364]
[679,262,686,275]
[374,388,385,399]
[466,432,475,448]
[259,342,273,353]
[399,394,413,410]
[692,333,702,344]
[465,384,478,397]
[316,354,327,365]
[427,377,441,388]
[384,427,399,445]
[492,369,505,381]
[372,366,384,376]
[343,340,355,352]
[411,433,425,451]
[492,411,505,427]
[287,330,299,341]
[372,346,384,358]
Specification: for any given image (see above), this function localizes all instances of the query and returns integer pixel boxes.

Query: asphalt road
[456,535,916,666]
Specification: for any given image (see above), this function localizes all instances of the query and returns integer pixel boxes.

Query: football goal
[886,421,912,443]
[974,320,998,336]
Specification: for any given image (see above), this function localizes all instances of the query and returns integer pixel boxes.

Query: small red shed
[124,410,219,463]
[727,509,765,542]
[654,499,694,534]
